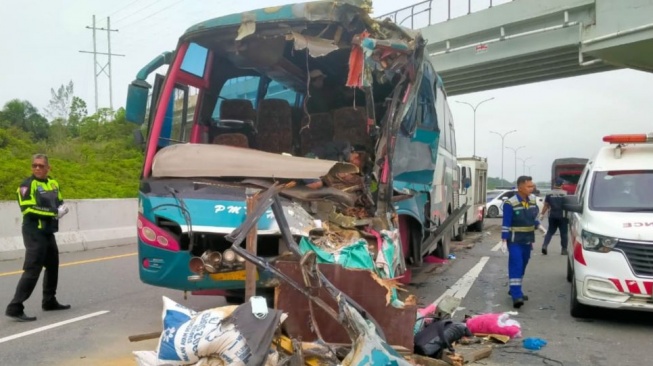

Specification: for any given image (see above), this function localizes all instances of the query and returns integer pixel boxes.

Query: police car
[486,188,545,218]
[564,133,653,318]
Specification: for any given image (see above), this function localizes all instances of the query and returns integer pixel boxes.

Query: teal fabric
[299,236,375,270]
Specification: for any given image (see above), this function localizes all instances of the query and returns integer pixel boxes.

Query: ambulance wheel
[570,275,590,318]
[566,258,573,283]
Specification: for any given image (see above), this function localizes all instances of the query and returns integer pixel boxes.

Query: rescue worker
[540,178,569,255]
[501,175,541,309]
[5,154,71,322]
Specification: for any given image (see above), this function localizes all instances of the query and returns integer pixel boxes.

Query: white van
[565,133,653,318]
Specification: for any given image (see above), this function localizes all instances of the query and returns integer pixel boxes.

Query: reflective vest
[506,194,538,243]
[17,176,63,233]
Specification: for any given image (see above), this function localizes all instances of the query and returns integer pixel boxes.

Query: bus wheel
[470,216,484,232]
[435,233,451,259]
[454,214,466,241]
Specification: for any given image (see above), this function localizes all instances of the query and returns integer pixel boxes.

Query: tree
[0,99,49,140]
[68,96,88,137]
[45,81,74,121]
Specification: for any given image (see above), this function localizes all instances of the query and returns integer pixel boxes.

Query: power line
[108,0,144,17]
[79,16,125,112]
[113,0,181,25]
[120,0,187,29]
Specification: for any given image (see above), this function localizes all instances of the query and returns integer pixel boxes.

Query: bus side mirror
[126,80,151,125]
[563,195,583,214]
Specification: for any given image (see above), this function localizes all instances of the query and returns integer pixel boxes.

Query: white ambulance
[565,133,653,318]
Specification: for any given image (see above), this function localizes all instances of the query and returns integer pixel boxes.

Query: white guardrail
[0,199,137,261]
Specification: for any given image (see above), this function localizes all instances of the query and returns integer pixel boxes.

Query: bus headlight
[223,249,236,262]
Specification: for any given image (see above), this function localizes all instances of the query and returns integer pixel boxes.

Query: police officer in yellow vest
[501,175,541,309]
[5,154,71,322]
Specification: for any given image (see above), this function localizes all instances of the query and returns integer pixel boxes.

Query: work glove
[500,240,507,254]
[57,204,69,219]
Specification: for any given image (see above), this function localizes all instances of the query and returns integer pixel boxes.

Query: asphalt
[0,220,651,365]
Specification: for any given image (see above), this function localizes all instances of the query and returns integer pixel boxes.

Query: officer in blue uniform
[501,175,541,309]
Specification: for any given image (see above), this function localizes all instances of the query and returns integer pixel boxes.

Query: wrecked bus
[125,0,463,296]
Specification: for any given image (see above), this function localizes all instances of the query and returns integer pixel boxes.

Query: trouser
[542,217,569,250]
[508,242,532,300]
[6,227,60,315]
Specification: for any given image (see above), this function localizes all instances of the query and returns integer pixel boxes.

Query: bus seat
[300,113,334,155]
[332,106,372,151]
[256,99,293,154]
[213,133,250,148]
[220,99,256,122]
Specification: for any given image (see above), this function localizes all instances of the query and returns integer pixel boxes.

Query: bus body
[125,0,462,293]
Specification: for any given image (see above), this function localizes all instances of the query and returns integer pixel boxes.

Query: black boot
[513,298,525,309]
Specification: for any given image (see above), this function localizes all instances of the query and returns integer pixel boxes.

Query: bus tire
[470,216,484,232]
[435,233,451,259]
[454,214,466,241]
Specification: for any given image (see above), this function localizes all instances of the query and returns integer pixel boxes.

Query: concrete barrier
[0,199,137,261]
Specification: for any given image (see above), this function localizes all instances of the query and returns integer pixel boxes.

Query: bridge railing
[376,0,514,29]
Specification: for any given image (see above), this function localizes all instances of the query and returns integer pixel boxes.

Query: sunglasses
[31,164,47,169]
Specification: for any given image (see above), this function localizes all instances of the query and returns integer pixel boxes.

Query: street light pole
[456,97,495,157]
[505,145,525,183]
[489,130,517,184]
[527,164,535,176]
[518,156,533,175]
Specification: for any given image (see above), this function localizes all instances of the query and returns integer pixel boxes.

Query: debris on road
[465,312,522,339]
[523,337,548,350]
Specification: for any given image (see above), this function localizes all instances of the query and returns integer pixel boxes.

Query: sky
[1,0,652,183]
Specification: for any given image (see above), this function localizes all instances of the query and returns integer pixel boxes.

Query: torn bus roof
[183,0,373,35]
[151,144,359,179]
[180,0,423,69]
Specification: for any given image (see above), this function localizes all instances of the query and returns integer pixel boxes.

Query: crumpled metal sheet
[274,261,416,350]
[236,12,256,41]
[288,31,339,57]
[339,298,413,366]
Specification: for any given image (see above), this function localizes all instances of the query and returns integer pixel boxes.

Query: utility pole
[456,97,494,157]
[489,129,516,184]
[79,15,125,112]
[505,145,525,183]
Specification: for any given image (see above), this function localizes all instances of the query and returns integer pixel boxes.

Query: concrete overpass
[381,0,653,95]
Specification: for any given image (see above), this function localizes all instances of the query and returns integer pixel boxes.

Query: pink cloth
[466,313,522,338]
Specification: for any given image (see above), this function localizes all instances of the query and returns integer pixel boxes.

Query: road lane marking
[0,311,109,344]
[0,253,137,277]
[491,241,503,251]
[435,256,490,305]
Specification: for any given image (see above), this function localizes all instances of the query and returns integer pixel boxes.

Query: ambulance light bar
[602,133,653,144]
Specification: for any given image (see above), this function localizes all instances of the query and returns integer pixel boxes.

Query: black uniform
[6,175,64,316]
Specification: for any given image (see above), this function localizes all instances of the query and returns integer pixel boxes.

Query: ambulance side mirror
[562,195,583,214]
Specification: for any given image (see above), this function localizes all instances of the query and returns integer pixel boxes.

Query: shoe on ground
[561,249,569,255]
[542,247,548,255]
[6,312,37,322]
[507,291,529,301]
[513,298,525,309]
[42,302,71,311]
